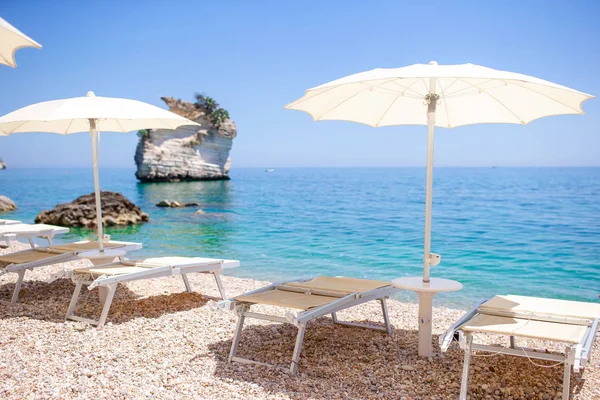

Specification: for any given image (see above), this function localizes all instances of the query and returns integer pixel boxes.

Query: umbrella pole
[417,88,439,357]
[89,119,104,252]
[423,89,438,283]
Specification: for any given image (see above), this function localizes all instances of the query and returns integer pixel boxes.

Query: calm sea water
[1,167,599,308]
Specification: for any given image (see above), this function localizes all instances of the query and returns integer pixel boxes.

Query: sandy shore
[0,242,598,399]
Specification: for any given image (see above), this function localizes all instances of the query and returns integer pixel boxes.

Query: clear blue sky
[0,0,598,168]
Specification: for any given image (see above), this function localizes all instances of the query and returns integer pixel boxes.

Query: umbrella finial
[429,61,438,66]
[86,91,96,98]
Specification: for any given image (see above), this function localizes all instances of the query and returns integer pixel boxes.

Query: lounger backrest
[287,276,391,294]
[480,295,600,321]
[236,289,336,310]
[50,241,124,252]
[0,249,64,266]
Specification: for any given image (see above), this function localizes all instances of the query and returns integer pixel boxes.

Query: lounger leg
[229,312,247,363]
[98,287,108,304]
[66,281,84,319]
[459,334,473,400]
[11,270,26,304]
[213,272,227,299]
[380,298,392,334]
[181,273,193,293]
[290,323,307,375]
[509,335,515,349]
[96,284,118,329]
[331,312,338,323]
[563,348,572,400]
[27,238,35,248]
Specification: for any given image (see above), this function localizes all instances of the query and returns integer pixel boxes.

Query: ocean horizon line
[4,165,600,170]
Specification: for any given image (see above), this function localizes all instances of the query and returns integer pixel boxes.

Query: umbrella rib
[511,81,583,114]
[374,94,403,127]
[63,119,75,134]
[285,84,344,109]
[459,79,524,123]
[437,78,452,128]
[315,87,370,120]
[389,79,423,98]
[114,119,127,132]
[444,79,495,97]
[8,120,29,134]
[443,78,460,93]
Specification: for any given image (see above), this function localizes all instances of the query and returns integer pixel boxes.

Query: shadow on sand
[206,317,583,399]
[0,278,211,326]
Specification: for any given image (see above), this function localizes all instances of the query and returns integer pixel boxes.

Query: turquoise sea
[1,167,599,308]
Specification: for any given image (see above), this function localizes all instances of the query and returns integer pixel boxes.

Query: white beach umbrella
[286,61,594,356]
[0,91,201,254]
[0,17,41,68]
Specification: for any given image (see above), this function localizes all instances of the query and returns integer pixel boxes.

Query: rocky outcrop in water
[134,96,236,182]
[0,158,6,170]
[35,191,149,227]
[156,200,200,208]
[0,196,16,212]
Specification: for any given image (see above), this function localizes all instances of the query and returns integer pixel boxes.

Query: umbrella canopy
[0,91,201,252]
[0,17,41,68]
[285,61,594,357]
[286,62,592,127]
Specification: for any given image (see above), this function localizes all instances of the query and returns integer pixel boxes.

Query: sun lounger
[65,256,240,328]
[0,219,21,225]
[218,276,399,374]
[439,295,600,400]
[0,223,69,248]
[0,240,142,304]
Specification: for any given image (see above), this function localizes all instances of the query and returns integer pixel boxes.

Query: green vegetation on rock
[194,93,230,128]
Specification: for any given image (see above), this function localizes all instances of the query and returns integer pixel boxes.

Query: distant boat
[265,169,275,173]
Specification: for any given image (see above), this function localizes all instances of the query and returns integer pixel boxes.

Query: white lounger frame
[0,219,21,225]
[218,277,398,375]
[0,241,142,304]
[0,224,69,249]
[440,299,600,400]
[66,258,234,328]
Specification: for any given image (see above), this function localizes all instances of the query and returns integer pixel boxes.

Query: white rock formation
[135,97,236,182]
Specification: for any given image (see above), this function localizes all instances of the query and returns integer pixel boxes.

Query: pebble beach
[1,242,599,400]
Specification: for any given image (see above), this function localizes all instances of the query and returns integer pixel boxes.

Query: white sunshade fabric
[0,92,199,134]
[285,62,594,128]
[0,17,41,68]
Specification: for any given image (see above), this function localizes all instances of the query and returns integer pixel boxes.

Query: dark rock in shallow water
[35,191,149,227]
[0,195,16,212]
[156,200,200,208]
